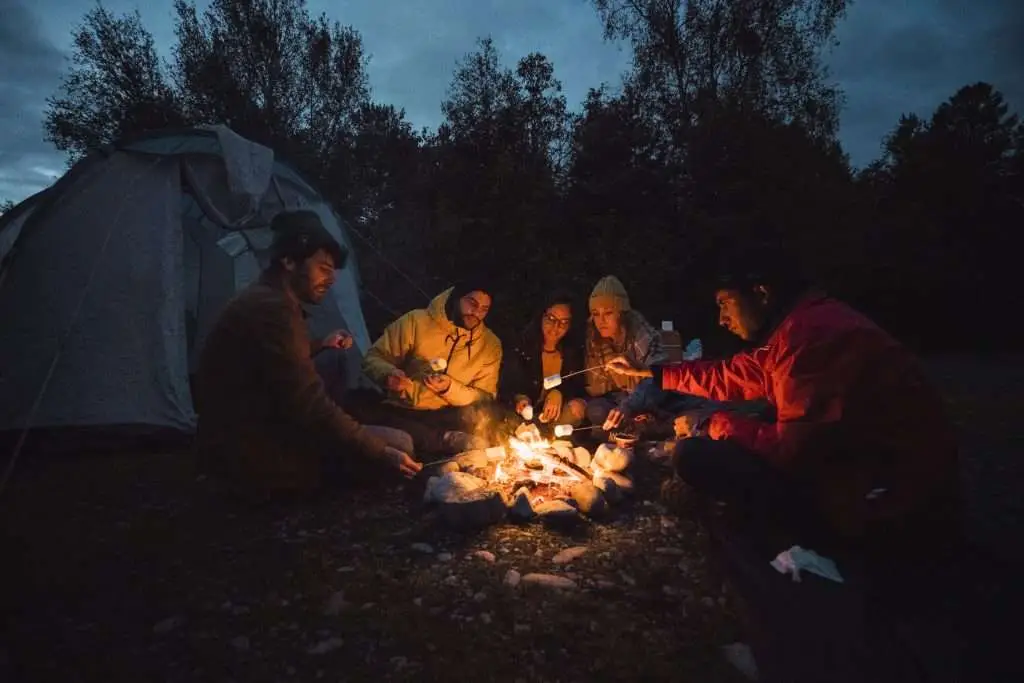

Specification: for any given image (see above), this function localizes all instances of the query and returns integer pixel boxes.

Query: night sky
[2,0,1021,203]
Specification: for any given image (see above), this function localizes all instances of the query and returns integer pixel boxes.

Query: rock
[424,471,487,504]
[593,443,632,472]
[570,481,608,519]
[521,573,578,590]
[504,569,522,587]
[437,461,461,475]
[455,450,490,471]
[655,547,686,556]
[231,635,250,651]
[410,542,435,554]
[480,612,493,624]
[473,591,487,602]
[153,616,184,635]
[593,476,623,504]
[322,591,347,616]
[722,642,759,681]
[552,439,574,450]
[439,488,507,529]
[534,500,582,528]
[484,446,507,462]
[471,550,496,563]
[307,637,344,655]
[552,546,588,564]
[436,552,453,562]
[552,444,575,463]
[573,447,592,468]
[597,471,634,495]
[508,487,535,522]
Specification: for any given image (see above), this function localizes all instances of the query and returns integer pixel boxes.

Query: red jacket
[661,293,959,537]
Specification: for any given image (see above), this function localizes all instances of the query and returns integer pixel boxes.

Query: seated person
[195,210,421,502]
[499,290,587,431]
[358,280,503,455]
[606,250,962,682]
[583,275,669,428]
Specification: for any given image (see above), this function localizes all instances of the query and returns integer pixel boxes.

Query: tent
[0,126,371,449]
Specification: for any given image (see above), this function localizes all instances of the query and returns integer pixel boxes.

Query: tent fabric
[0,126,371,437]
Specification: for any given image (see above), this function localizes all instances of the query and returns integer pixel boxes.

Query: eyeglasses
[543,314,571,328]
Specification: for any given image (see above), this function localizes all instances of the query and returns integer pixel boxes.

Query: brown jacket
[195,274,386,499]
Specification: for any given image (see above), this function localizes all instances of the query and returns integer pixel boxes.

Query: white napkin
[770,545,844,583]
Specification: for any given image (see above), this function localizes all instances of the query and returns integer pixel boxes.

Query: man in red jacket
[606,252,963,681]
[606,257,960,550]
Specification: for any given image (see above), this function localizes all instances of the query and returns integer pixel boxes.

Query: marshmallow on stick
[543,364,610,390]
[429,358,448,372]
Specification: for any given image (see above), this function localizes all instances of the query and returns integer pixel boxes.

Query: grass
[1,354,1021,682]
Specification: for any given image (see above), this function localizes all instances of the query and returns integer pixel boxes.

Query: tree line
[11,0,1024,353]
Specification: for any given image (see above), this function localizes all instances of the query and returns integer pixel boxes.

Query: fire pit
[423,423,636,530]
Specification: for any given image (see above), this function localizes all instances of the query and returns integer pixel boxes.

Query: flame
[504,434,582,485]
[494,463,508,483]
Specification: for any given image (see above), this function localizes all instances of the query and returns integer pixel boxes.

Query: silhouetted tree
[857,82,1023,350]
[45,5,185,162]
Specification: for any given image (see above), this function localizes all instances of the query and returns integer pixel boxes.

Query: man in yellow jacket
[358,281,503,455]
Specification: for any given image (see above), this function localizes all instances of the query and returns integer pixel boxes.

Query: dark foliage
[40,0,1024,353]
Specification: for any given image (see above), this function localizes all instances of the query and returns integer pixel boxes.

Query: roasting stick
[553,424,602,437]
[543,364,608,390]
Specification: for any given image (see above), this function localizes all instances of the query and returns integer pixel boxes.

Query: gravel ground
[0,354,1020,682]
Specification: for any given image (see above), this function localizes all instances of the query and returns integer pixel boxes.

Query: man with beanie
[605,247,963,682]
[195,209,421,502]
[358,280,503,454]
[583,275,669,428]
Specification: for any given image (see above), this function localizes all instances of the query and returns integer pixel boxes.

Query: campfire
[423,422,636,530]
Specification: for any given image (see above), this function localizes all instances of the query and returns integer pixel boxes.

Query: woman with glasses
[499,290,587,428]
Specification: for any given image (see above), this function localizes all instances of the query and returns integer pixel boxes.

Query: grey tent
[0,126,370,447]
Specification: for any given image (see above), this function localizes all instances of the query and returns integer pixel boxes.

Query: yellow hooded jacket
[363,288,503,410]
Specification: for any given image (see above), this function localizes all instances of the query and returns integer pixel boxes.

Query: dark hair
[268,209,347,270]
[714,243,809,304]
[521,289,580,353]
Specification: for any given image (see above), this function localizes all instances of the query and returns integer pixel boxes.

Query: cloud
[0,0,68,202]
[1,0,1022,204]
[333,0,630,130]
[828,0,1024,167]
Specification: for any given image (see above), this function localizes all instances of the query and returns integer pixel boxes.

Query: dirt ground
[1,354,1021,682]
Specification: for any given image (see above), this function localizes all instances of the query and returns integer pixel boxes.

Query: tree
[0,200,15,216]
[591,0,849,146]
[856,82,1024,350]
[45,4,184,162]
[426,38,573,324]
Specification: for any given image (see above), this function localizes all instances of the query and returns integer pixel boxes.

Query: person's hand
[540,390,563,423]
[515,398,532,418]
[424,373,452,395]
[322,329,354,350]
[383,446,422,479]
[386,369,414,393]
[674,414,700,439]
[603,407,630,431]
[604,356,653,378]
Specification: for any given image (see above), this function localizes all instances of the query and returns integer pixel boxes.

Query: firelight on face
[590,304,620,340]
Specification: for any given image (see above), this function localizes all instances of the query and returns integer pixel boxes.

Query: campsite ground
[1,354,1021,682]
